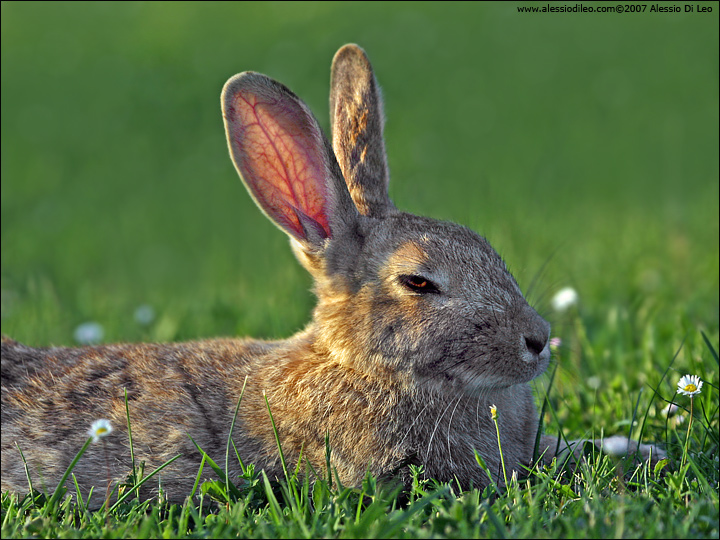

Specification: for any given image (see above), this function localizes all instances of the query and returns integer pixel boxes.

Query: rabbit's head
[222,44,550,395]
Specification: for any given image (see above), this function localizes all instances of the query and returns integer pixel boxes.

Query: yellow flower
[88,419,113,443]
[489,404,498,420]
[677,374,703,397]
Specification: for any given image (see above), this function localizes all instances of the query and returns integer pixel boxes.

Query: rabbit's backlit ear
[222,72,338,245]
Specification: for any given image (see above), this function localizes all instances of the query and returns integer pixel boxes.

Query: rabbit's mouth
[478,338,552,389]
[413,341,551,393]
[523,339,551,375]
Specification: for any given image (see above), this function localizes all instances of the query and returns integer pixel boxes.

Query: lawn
[1,2,718,538]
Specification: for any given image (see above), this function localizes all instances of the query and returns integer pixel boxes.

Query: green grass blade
[14,443,35,508]
[189,452,207,500]
[188,435,243,501]
[47,436,93,511]
[108,454,182,512]
[701,330,719,365]
[124,387,140,497]
[226,376,248,497]
[263,390,289,481]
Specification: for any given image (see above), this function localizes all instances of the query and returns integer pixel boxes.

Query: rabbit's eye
[399,274,439,294]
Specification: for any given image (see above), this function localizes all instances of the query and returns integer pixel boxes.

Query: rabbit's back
[1,336,273,502]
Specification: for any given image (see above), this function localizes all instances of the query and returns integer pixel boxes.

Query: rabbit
[1,44,664,507]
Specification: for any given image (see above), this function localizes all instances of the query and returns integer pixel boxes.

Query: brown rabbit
[1,44,662,507]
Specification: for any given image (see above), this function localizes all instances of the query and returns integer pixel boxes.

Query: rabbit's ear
[330,44,395,218]
[222,72,357,249]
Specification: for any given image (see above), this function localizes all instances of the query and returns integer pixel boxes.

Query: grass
[1,1,718,538]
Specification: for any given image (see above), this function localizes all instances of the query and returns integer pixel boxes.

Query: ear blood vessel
[1,44,663,508]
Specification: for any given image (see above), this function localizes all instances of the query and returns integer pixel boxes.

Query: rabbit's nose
[525,335,546,356]
[520,306,551,363]
[523,331,550,364]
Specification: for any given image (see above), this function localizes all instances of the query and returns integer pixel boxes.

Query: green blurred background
[1,1,718,357]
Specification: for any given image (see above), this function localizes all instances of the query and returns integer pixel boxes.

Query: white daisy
[551,287,579,312]
[677,374,703,397]
[134,304,156,326]
[88,419,113,443]
[74,322,104,345]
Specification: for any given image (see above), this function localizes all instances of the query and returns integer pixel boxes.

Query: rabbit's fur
[1,44,663,506]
